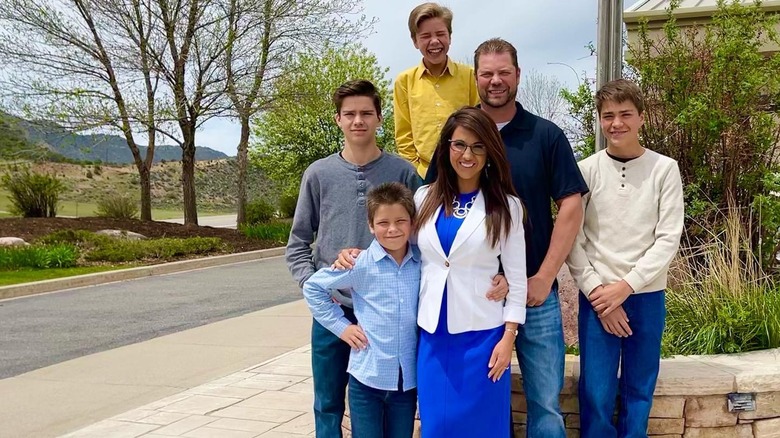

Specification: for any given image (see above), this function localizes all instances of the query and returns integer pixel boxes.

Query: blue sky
[199,0,644,156]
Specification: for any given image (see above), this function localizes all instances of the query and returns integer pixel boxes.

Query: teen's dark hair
[595,78,645,115]
[416,106,518,247]
[332,80,382,116]
[367,182,416,225]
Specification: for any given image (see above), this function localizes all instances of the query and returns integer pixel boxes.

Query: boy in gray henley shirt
[285,80,420,438]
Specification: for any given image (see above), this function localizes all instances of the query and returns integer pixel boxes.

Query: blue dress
[417,191,511,437]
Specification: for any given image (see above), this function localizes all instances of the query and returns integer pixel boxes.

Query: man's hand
[598,305,632,337]
[340,324,368,350]
[332,248,362,270]
[485,274,508,301]
[527,274,554,307]
[589,281,633,317]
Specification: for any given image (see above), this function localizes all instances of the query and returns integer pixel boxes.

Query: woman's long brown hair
[415,106,518,248]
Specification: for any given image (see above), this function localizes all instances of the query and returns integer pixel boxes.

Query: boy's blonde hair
[595,79,645,115]
[408,2,453,40]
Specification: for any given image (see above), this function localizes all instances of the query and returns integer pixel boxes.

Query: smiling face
[448,125,487,193]
[476,52,520,110]
[599,99,644,156]
[335,95,381,149]
[369,203,412,259]
[413,17,450,71]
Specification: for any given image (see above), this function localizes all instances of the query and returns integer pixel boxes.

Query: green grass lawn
[0,265,134,287]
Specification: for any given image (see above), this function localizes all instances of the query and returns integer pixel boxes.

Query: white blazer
[415,185,527,334]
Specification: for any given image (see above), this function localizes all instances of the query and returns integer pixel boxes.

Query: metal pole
[595,0,624,152]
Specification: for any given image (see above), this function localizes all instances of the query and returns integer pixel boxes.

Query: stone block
[560,395,579,414]
[683,425,753,438]
[655,359,735,396]
[740,391,780,420]
[512,411,527,425]
[650,396,686,418]
[684,395,738,427]
[648,418,685,435]
[565,414,580,429]
[753,417,780,438]
[566,428,580,438]
[650,435,682,438]
[512,393,527,413]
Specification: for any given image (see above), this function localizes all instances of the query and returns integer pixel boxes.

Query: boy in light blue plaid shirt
[303,182,420,438]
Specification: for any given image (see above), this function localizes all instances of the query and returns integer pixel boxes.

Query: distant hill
[0,112,229,164]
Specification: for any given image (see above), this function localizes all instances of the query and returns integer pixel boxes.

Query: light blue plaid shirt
[302,239,421,391]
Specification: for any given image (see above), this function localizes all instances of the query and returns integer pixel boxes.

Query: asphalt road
[162,214,238,228]
[0,256,300,379]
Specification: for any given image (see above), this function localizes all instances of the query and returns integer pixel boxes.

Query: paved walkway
[62,344,319,438]
[0,299,312,438]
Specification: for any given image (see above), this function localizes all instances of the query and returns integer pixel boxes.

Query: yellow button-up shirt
[393,59,479,177]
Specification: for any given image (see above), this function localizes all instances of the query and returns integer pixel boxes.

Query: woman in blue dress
[414,107,527,437]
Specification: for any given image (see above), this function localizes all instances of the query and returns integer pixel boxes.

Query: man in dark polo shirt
[425,38,588,438]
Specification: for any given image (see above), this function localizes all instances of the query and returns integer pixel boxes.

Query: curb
[0,246,286,301]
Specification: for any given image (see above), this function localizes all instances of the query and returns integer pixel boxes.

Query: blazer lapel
[449,191,486,255]
[422,204,447,260]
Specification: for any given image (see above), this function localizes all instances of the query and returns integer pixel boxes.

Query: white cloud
[200,0,645,156]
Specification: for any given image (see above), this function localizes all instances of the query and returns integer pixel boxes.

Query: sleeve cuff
[581,276,603,298]
[504,306,526,326]
[623,271,644,294]
[330,317,353,338]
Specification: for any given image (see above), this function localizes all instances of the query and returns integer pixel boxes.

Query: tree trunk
[181,125,198,226]
[138,164,152,221]
[236,118,250,226]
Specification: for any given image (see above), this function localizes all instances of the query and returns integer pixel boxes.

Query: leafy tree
[560,78,597,160]
[251,44,393,196]
[627,0,780,267]
[222,0,374,226]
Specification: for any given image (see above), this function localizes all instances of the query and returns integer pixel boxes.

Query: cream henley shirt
[567,149,685,296]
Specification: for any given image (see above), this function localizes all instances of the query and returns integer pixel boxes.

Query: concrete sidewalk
[0,300,312,438]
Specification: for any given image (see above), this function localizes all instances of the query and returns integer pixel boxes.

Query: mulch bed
[0,217,278,252]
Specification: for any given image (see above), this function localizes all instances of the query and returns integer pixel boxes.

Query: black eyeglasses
[449,139,487,155]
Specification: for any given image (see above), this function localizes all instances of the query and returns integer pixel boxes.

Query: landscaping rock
[682,425,753,438]
[95,229,147,240]
[684,395,738,427]
[0,237,28,246]
[740,391,780,420]
[753,417,780,437]
[651,396,686,419]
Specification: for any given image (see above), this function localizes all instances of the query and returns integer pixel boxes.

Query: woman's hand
[487,332,515,382]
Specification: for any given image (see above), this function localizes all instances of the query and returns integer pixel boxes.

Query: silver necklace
[452,194,477,219]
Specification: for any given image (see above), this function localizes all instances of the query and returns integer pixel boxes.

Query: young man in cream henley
[566,79,684,438]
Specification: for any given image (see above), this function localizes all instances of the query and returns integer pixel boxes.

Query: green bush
[0,243,79,269]
[663,210,780,355]
[36,229,113,248]
[278,193,298,219]
[245,199,276,224]
[240,220,291,244]
[96,194,139,219]
[84,237,224,263]
[1,168,65,217]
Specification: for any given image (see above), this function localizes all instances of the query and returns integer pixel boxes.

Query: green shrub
[96,194,139,219]
[246,199,276,224]
[0,243,79,269]
[278,193,298,219]
[36,229,113,248]
[1,168,65,217]
[663,210,780,355]
[84,237,224,263]
[240,220,291,244]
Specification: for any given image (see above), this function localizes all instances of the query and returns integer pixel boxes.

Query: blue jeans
[348,375,418,438]
[514,287,566,438]
[578,291,665,438]
[311,306,357,438]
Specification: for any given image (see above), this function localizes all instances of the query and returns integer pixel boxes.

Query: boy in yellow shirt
[394,2,479,177]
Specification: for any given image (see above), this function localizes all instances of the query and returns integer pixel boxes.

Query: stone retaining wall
[512,349,780,437]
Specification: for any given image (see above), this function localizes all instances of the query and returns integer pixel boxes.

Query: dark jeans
[512,287,566,438]
[578,291,666,438]
[348,375,418,438]
[311,305,356,438]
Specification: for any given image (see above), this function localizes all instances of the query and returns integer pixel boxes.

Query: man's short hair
[595,79,645,115]
[474,38,519,71]
[367,182,416,225]
[408,2,453,40]
[332,80,382,116]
